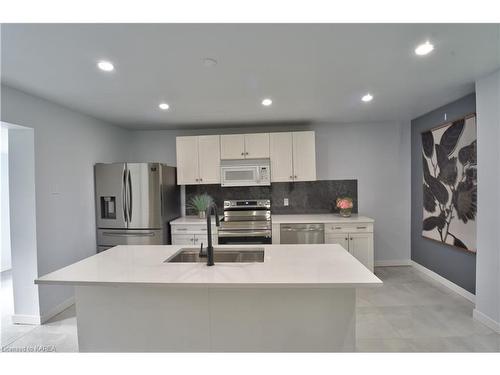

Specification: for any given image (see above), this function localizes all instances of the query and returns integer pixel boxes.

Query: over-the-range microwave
[220,159,271,187]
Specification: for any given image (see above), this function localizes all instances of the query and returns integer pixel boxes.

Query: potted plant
[187,194,214,219]
[336,197,353,217]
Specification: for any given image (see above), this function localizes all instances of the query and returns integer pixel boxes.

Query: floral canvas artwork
[421,115,477,252]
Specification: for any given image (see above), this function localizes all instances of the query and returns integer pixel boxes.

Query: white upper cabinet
[270,132,294,182]
[198,135,220,184]
[270,131,316,182]
[177,131,315,185]
[176,135,220,185]
[220,134,245,159]
[176,136,199,185]
[220,133,270,159]
[244,133,270,158]
[292,131,316,181]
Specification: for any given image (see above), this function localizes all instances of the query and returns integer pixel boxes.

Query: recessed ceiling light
[361,93,373,103]
[97,60,114,72]
[261,98,273,106]
[415,41,434,56]
[158,103,170,110]
[202,58,217,67]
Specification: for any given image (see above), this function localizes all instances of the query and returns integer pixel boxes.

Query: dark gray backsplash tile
[185,180,357,215]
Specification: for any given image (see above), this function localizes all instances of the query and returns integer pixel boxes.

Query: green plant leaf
[187,194,214,212]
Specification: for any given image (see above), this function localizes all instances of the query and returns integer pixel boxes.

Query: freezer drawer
[97,229,163,246]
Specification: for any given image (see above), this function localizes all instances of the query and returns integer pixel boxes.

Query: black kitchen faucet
[200,203,220,266]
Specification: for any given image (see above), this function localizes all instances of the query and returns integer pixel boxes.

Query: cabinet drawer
[171,234,195,245]
[325,223,373,233]
[171,224,217,234]
[193,235,218,246]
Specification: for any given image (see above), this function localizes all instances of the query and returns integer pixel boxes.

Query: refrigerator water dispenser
[100,196,116,219]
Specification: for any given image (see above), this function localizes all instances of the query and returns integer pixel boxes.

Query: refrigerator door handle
[122,167,128,223]
[127,168,133,222]
[102,231,156,237]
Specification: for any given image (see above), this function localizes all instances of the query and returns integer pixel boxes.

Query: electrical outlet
[284,198,289,206]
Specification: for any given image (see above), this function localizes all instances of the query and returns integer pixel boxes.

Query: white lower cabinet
[325,234,350,250]
[349,233,373,271]
[325,226,374,272]
[171,223,218,246]
[171,233,218,246]
[172,234,198,246]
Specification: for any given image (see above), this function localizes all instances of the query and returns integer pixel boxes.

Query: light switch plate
[284,198,289,206]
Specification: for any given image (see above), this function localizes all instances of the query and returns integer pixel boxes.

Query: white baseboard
[41,296,75,324]
[11,297,75,325]
[411,260,475,303]
[473,309,500,333]
[11,314,41,325]
[374,259,412,267]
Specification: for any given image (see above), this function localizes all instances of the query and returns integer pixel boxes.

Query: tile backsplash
[185,179,357,215]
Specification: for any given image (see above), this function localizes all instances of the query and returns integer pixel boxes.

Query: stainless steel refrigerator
[94,163,180,252]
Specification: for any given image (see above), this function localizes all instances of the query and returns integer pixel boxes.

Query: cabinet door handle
[199,178,203,182]
[357,226,366,229]
[345,238,348,241]
[245,152,249,155]
[335,226,342,229]
[176,228,188,231]
[289,176,293,179]
[294,175,298,179]
[241,152,244,156]
[350,238,353,241]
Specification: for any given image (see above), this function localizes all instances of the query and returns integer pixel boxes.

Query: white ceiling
[1,24,499,129]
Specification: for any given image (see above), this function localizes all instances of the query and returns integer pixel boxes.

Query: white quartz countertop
[170,216,222,225]
[171,214,373,225]
[272,214,374,224]
[35,244,382,288]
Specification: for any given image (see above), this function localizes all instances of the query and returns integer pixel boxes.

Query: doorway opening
[0,121,39,348]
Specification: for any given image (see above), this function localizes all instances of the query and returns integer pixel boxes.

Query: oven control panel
[224,200,271,209]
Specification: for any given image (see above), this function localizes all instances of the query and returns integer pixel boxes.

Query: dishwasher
[280,223,325,244]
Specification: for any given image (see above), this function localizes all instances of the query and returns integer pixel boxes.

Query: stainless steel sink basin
[165,247,264,263]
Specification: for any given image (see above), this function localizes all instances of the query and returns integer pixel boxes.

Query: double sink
[165,247,264,263]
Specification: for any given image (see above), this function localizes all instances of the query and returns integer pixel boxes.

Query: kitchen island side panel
[75,285,355,352]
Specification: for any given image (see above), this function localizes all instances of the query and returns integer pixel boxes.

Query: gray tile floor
[1,266,499,352]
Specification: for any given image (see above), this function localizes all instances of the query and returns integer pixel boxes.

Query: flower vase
[198,211,206,219]
[339,209,352,217]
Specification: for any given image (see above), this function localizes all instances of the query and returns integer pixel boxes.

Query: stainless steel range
[218,199,272,245]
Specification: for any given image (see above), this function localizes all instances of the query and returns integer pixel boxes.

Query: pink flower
[336,198,353,210]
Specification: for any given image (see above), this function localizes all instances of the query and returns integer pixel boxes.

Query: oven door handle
[218,230,271,237]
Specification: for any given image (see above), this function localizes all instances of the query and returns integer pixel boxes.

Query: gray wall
[129,121,411,264]
[411,93,476,294]
[1,85,131,318]
[475,69,500,327]
[8,127,40,319]
[1,125,12,272]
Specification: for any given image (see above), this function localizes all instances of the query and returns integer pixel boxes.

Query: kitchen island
[36,244,381,352]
